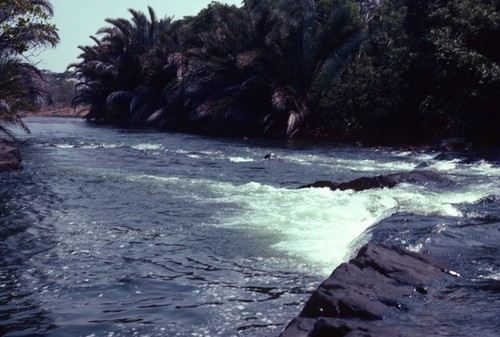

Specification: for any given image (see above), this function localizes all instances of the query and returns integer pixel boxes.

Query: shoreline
[25,114,500,156]
[279,244,458,337]
[26,107,80,118]
[0,141,22,172]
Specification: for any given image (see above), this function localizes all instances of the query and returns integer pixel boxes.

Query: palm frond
[0,58,42,136]
[286,111,305,137]
[313,34,364,95]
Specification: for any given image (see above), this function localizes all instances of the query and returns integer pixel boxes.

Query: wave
[119,170,495,275]
[45,139,500,276]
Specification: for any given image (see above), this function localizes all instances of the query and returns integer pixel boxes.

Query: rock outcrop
[0,142,22,172]
[279,244,458,337]
[298,170,452,192]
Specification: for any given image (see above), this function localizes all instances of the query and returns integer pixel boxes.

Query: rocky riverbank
[0,141,22,172]
[279,244,459,337]
[28,107,78,117]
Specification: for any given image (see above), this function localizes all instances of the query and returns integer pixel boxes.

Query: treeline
[343,0,500,146]
[1,1,498,146]
[71,0,364,138]
[38,71,76,115]
[70,0,499,146]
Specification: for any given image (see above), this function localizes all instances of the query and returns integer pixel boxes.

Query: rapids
[1,117,499,336]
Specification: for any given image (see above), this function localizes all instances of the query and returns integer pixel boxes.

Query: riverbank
[0,141,22,172]
[279,244,458,337]
[28,107,78,117]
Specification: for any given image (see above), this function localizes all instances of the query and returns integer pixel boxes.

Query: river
[1,116,499,336]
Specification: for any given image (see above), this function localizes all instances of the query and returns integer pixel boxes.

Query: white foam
[278,153,417,174]
[228,156,254,163]
[96,156,500,276]
[101,143,125,149]
[208,178,494,275]
[55,142,125,149]
[55,144,75,149]
[131,143,164,151]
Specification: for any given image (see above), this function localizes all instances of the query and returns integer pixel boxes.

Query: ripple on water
[1,117,499,336]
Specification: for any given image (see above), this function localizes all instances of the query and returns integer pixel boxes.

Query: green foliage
[0,0,59,56]
[327,0,500,145]
[40,71,76,109]
[0,0,59,137]
[0,57,42,136]
[71,0,364,138]
[321,0,414,143]
[415,0,500,144]
[71,0,500,145]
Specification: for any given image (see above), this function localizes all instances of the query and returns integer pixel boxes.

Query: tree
[411,0,500,145]
[326,0,500,146]
[70,6,188,125]
[0,0,58,56]
[39,70,76,112]
[69,1,373,139]
[174,0,364,137]
[0,0,59,137]
[0,58,42,136]
[321,0,412,143]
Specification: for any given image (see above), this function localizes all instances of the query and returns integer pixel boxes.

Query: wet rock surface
[279,244,457,337]
[0,142,21,172]
[298,170,452,191]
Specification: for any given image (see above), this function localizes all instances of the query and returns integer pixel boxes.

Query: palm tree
[71,6,188,125]
[0,0,59,136]
[183,0,364,137]
[165,3,269,136]
[259,0,364,137]
[0,57,42,136]
[71,1,364,138]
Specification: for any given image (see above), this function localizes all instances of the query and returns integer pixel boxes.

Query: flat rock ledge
[279,244,456,337]
[0,142,22,172]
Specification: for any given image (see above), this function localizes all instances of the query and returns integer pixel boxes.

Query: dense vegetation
[0,0,59,137]
[70,0,499,146]
[1,0,498,146]
[333,0,500,146]
[70,0,364,138]
[38,70,76,114]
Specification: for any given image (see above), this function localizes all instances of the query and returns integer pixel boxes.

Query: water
[1,116,499,336]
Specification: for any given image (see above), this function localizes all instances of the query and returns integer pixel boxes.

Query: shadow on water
[1,173,61,335]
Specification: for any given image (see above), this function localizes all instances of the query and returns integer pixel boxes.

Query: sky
[32,0,242,73]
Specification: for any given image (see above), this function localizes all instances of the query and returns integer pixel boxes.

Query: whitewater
[1,117,498,336]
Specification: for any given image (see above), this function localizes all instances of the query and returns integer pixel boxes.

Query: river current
[1,117,499,336]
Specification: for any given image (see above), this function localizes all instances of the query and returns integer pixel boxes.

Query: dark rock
[279,244,456,337]
[415,161,431,169]
[280,317,402,337]
[433,152,482,164]
[0,142,22,172]
[264,153,277,160]
[298,180,339,189]
[298,170,452,192]
[337,175,396,191]
[435,138,472,151]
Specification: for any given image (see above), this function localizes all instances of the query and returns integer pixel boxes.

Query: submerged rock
[279,244,457,337]
[0,142,22,172]
[298,170,452,192]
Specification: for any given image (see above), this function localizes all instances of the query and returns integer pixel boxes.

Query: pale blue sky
[32,0,242,72]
